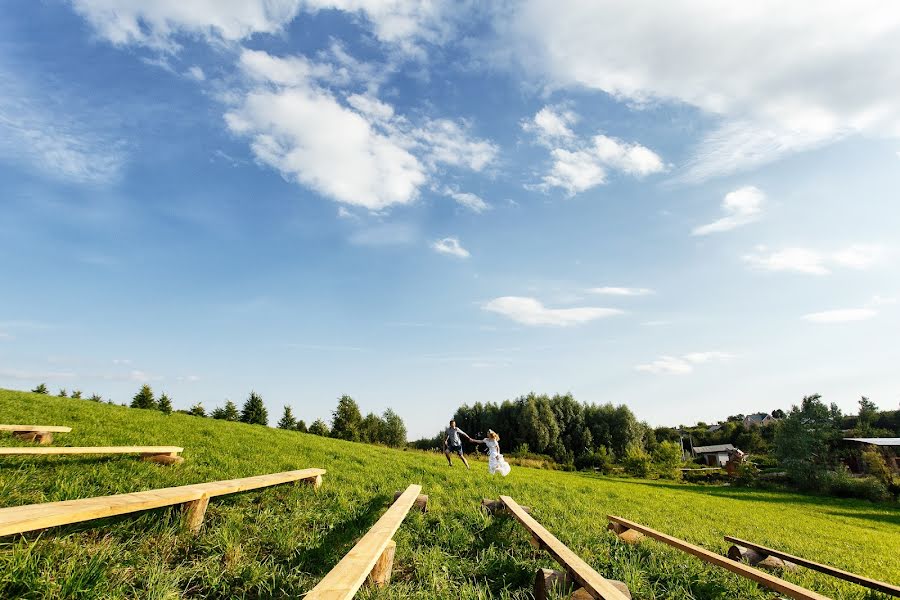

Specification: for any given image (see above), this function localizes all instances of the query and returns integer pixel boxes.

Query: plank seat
[498,496,630,600]
[607,516,830,600]
[0,424,72,445]
[0,468,325,537]
[0,446,182,455]
[725,535,899,597]
[305,484,426,599]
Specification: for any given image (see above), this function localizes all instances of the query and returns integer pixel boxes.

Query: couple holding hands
[443,419,511,476]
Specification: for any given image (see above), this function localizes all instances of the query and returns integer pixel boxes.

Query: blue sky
[2,1,899,438]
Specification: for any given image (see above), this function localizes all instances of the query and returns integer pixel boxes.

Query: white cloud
[502,1,900,179]
[525,107,664,195]
[186,66,206,81]
[589,286,653,296]
[443,189,490,213]
[692,186,764,235]
[483,296,623,326]
[802,308,877,323]
[744,243,888,275]
[431,237,470,258]
[636,350,732,374]
[414,119,498,171]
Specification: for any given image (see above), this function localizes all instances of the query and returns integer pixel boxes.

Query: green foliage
[130,384,157,410]
[855,396,879,436]
[331,395,362,441]
[775,394,843,490]
[277,406,297,430]
[623,445,652,478]
[307,418,329,436]
[574,446,614,473]
[861,449,892,486]
[187,402,206,417]
[211,400,240,421]
[31,384,48,394]
[157,394,173,415]
[57,389,68,398]
[240,392,268,426]
[360,412,383,443]
[823,466,890,502]
[71,390,82,399]
[652,440,683,479]
[295,419,308,433]
[381,408,407,448]
[89,394,102,402]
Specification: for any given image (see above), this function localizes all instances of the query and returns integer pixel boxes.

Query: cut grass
[0,388,898,599]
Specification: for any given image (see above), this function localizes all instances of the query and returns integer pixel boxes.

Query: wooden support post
[572,583,631,600]
[182,496,210,534]
[482,498,530,516]
[394,491,428,512]
[142,452,184,465]
[535,569,631,600]
[607,522,644,544]
[304,474,323,490]
[367,539,396,587]
[727,545,796,572]
[14,431,53,444]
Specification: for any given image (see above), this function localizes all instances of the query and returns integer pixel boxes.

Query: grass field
[1,388,898,599]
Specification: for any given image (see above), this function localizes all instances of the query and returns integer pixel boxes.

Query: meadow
[0,388,898,599]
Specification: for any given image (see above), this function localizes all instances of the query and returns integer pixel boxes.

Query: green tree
[381,408,407,447]
[89,393,102,402]
[71,390,82,399]
[188,402,206,417]
[58,389,68,398]
[130,384,157,410]
[308,419,330,436]
[623,445,652,478]
[158,393,173,415]
[278,405,297,430]
[211,400,240,421]
[241,392,268,426]
[296,419,308,433]
[652,440,683,479]
[360,412,383,443]
[775,394,843,489]
[331,395,363,441]
[32,383,48,394]
[856,396,879,436]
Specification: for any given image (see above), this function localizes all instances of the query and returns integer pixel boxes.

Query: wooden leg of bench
[394,491,428,512]
[536,569,631,600]
[367,539,396,587]
[142,452,184,465]
[482,498,530,516]
[303,474,323,490]
[182,497,210,534]
[14,432,53,444]
[607,522,644,544]
[572,581,631,599]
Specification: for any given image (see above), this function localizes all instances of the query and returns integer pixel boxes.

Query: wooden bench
[0,446,185,465]
[495,496,631,600]
[0,424,72,445]
[305,484,427,599]
[606,516,830,600]
[725,535,900,597]
[0,468,325,537]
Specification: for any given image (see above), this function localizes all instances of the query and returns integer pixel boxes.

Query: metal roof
[693,443,736,454]
[843,437,900,446]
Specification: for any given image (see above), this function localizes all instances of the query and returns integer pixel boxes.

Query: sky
[1,1,899,439]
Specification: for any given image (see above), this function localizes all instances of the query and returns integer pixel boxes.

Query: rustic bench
[0,468,325,537]
[725,535,899,597]
[496,496,631,600]
[607,516,830,600]
[0,424,72,445]
[0,445,186,465]
[304,484,427,599]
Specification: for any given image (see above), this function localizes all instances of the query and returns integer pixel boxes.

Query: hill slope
[0,389,897,599]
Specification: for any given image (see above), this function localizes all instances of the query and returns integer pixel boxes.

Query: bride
[473,429,511,476]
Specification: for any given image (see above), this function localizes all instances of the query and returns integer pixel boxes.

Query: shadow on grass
[822,510,900,527]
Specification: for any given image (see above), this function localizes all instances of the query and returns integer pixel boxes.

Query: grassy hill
[1,388,898,599]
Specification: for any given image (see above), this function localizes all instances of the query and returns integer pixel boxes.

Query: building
[743,413,777,427]
[693,443,740,467]
[843,438,900,473]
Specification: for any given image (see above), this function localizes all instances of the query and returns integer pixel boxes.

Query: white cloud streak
[802,308,878,323]
[635,351,732,374]
[692,186,764,235]
[483,296,623,326]
[589,287,653,296]
[743,243,888,275]
[431,237,470,258]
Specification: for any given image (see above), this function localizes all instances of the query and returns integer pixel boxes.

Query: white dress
[483,438,511,476]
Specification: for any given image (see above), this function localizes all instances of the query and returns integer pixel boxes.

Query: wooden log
[182,497,210,534]
[394,491,428,512]
[482,498,530,516]
[14,432,54,444]
[304,474,323,490]
[572,583,631,600]
[607,522,643,544]
[727,544,768,565]
[367,539,396,587]
[535,569,631,600]
[142,452,184,465]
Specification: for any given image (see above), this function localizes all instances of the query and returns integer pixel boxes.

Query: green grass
[1,388,898,600]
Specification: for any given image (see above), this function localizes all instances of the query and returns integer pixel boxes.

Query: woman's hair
[487,429,500,441]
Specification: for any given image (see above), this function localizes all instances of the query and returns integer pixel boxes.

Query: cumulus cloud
[636,351,732,374]
[743,243,887,275]
[802,308,878,323]
[431,237,470,258]
[524,107,664,196]
[443,188,490,213]
[502,1,900,179]
[589,286,653,296]
[483,296,623,326]
[692,186,764,235]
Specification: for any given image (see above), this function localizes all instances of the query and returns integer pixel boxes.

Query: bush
[32,384,48,394]
[824,466,890,502]
[71,390,82,399]
[682,469,729,484]
[575,446,614,473]
[733,461,760,487]
[652,441,683,480]
[623,445,652,478]
[861,450,892,486]
[57,389,68,398]
[89,394,102,402]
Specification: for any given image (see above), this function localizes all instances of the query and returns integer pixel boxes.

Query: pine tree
[308,419,329,436]
[331,395,362,441]
[212,400,240,421]
[188,402,206,417]
[277,405,297,430]
[71,390,82,399]
[58,389,68,398]
[130,384,157,410]
[158,394,173,415]
[296,419,308,433]
[32,383,48,394]
[240,392,268,426]
[89,394,102,402]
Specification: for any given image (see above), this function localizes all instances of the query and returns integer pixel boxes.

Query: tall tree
[188,402,206,417]
[296,419,308,433]
[211,400,240,421]
[775,394,843,489]
[130,384,157,410]
[158,393,173,415]
[32,383,48,394]
[308,419,330,436]
[381,408,407,448]
[57,389,68,398]
[241,392,268,426]
[856,396,878,436]
[71,390,82,399]
[277,406,297,430]
[331,395,363,441]
[360,412,384,443]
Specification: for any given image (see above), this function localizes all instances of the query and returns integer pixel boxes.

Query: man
[444,419,472,468]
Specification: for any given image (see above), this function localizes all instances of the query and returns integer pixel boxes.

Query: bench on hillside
[305,484,427,599]
[0,468,325,537]
[0,424,72,445]
[606,516,830,600]
[494,496,631,600]
[0,445,185,465]
[725,535,900,597]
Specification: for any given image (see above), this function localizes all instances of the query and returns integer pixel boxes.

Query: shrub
[682,469,729,484]
[71,390,82,399]
[211,400,240,421]
[188,403,206,417]
[296,419,308,433]
[89,394,102,402]
[824,466,890,502]
[32,384,48,394]
[157,394,173,415]
[308,419,329,436]
[861,450,892,486]
[733,461,760,487]
[575,446,614,473]
[57,389,68,398]
[652,441,683,480]
[623,445,652,478]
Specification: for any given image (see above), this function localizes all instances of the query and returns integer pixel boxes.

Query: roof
[744,413,772,423]
[693,444,736,454]
[706,424,723,432]
[843,437,900,447]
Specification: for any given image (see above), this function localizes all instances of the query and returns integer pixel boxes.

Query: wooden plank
[0,424,72,433]
[305,484,423,600]
[725,536,900,597]
[607,516,830,600]
[0,468,325,537]
[499,496,630,600]
[0,446,183,455]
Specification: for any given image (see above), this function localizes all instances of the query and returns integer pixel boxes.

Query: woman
[474,429,511,476]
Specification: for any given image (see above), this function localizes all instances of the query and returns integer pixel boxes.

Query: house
[843,438,900,473]
[693,443,740,467]
[706,423,723,433]
[743,413,777,427]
